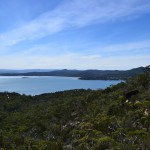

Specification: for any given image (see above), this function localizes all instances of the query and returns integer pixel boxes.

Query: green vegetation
[0,68,150,149]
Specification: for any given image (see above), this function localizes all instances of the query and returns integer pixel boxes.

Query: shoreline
[0,75,124,81]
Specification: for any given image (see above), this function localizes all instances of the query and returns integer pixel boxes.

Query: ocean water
[0,76,122,95]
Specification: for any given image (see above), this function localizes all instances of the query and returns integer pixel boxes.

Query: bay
[0,76,122,95]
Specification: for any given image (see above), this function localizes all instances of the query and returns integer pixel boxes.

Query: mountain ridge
[0,66,146,80]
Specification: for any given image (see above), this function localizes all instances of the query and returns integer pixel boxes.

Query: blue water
[0,76,122,95]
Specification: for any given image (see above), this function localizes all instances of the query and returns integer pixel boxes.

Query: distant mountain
[78,67,145,80]
[0,66,147,80]
[0,69,57,73]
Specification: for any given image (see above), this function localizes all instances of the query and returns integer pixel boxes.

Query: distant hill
[78,67,145,80]
[0,69,56,73]
[0,67,146,80]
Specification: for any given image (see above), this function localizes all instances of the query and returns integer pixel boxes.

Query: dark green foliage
[0,74,150,149]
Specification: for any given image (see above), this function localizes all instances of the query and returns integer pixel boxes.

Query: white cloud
[0,52,149,70]
[1,39,149,69]
[88,40,150,54]
[0,0,150,49]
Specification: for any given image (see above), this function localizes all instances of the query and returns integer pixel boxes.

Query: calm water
[0,76,122,95]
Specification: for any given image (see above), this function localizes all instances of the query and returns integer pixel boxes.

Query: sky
[0,0,150,70]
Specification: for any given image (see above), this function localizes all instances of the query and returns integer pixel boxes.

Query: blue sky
[0,0,150,70]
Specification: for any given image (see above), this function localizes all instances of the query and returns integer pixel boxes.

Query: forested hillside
[0,70,150,149]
